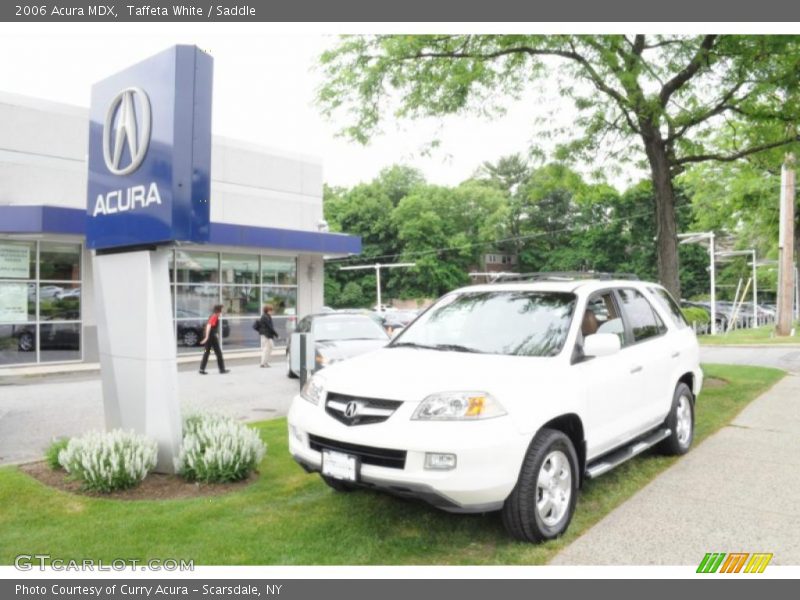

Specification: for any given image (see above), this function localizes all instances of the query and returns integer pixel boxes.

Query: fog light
[425,453,457,470]
[289,425,306,445]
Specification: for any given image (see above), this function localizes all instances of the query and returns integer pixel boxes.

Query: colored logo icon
[102,87,151,175]
[697,552,773,573]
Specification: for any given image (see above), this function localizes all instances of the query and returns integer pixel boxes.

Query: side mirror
[583,333,621,358]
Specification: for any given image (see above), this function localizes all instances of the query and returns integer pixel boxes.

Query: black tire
[321,475,357,492]
[501,428,579,543]
[182,329,200,347]
[17,332,35,352]
[658,382,694,456]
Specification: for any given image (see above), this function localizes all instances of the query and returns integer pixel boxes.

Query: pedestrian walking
[199,304,230,375]
[258,304,279,367]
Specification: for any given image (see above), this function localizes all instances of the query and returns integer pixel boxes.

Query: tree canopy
[318,34,800,298]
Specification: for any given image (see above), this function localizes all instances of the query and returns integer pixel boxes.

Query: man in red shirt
[199,304,230,374]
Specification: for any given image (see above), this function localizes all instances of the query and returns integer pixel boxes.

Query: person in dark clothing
[199,304,230,375]
[258,304,279,368]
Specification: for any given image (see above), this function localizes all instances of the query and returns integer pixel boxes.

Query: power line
[326,203,695,265]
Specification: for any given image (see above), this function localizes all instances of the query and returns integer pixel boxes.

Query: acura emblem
[344,401,360,418]
[103,87,151,176]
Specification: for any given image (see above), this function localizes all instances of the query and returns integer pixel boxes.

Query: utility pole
[777,154,796,336]
[339,262,417,310]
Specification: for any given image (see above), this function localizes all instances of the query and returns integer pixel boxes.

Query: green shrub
[682,306,710,325]
[176,413,266,483]
[58,430,158,493]
[45,438,70,470]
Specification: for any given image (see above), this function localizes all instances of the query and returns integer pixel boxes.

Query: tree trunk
[642,132,682,299]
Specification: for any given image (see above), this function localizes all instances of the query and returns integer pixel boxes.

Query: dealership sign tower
[87,46,213,472]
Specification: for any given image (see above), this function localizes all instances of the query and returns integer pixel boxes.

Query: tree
[317,35,800,298]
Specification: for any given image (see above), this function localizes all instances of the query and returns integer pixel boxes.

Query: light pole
[339,262,417,310]
[678,232,717,335]
[716,249,758,328]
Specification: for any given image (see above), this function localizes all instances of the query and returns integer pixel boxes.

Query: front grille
[308,434,407,469]
[325,391,403,426]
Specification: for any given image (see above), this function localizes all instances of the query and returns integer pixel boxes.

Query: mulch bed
[19,461,257,500]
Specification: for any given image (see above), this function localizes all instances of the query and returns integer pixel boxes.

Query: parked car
[286,313,390,378]
[175,309,230,347]
[13,321,81,352]
[288,278,702,542]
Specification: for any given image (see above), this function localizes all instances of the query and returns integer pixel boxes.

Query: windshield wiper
[390,341,437,350]
[429,343,481,353]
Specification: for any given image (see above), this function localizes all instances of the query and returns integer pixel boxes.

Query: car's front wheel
[502,428,579,543]
[182,329,200,347]
[659,382,694,456]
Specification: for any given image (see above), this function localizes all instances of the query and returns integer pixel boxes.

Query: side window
[617,288,667,342]
[582,292,625,344]
[649,287,688,329]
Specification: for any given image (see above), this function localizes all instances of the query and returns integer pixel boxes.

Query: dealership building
[0,90,360,368]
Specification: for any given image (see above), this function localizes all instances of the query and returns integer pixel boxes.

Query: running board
[585,427,671,479]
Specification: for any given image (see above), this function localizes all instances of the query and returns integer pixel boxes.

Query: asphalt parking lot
[0,352,299,466]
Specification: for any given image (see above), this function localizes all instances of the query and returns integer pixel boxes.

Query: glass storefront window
[39,284,80,321]
[262,286,297,315]
[39,323,81,363]
[0,241,35,280]
[175,285,219,317]
[221,254,259,285]
[0,282,35,323]
[39,242,81,281]
[262,256,296,285]
[221,318,260,351]
[222,286,260,316]
[0,323,37,365]
[174,251,219,284]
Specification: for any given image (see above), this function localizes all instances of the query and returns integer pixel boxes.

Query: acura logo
[103,87,151,176]
[344,401,361,418]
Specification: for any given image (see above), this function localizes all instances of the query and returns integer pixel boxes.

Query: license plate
[321,450,359,482]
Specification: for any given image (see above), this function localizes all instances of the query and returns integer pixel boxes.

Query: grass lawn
[0,364,784,566]
[700,324,800,345]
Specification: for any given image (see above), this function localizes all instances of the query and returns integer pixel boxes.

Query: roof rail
[488,271,640,283]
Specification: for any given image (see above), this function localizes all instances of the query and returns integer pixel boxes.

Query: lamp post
[339,262,417,310]
[678,232,717,335]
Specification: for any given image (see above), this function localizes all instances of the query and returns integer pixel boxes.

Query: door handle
[630,365,643,374]
[671,351,680,358]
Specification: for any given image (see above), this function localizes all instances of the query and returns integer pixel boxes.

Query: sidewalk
[0,352,299,466]
[550,373,800,565]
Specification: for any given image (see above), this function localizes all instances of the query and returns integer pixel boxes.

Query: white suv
[287,277,702,542]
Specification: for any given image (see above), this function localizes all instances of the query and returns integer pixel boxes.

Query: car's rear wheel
[17,332,35,352]
[182,329,200,347]
[658,382,694,456]
[502,428,579,543]
[321,475,357,492]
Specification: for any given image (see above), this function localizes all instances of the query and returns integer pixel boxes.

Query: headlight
[411,391,506,421]
[300,376,326,405]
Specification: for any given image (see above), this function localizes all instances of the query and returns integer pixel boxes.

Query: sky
[0,23,639,190]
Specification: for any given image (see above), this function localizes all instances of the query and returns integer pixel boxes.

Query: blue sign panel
[86,45,213,250]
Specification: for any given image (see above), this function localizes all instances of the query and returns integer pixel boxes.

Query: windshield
[311,316,388,342]
[391,291,576,357]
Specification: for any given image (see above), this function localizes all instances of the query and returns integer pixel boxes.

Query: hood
[315,338,388,362]
[314,346,564,404]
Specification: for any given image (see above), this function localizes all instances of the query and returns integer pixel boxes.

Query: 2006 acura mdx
[287,276,702,542]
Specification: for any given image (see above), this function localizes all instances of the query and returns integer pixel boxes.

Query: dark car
[13,322,81,352]
[175,309,230,347]
[286,313,390,378]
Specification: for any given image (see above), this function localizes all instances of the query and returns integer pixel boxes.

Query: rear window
[617,288,667,342]
[649,287,688,328]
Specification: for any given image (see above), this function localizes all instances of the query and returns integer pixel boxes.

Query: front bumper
[287,394,530,513]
